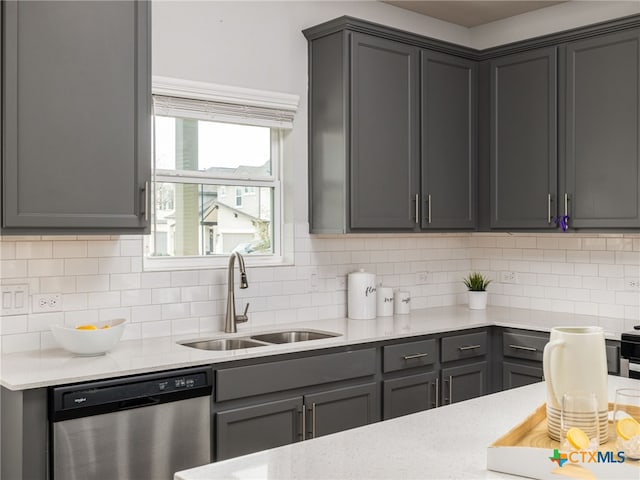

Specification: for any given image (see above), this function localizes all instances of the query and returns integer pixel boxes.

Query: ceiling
[383,1,567,27]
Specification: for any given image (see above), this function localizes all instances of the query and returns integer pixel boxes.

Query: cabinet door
[564,29,640,228]
[441,361,487,405]
[502,361,543,390]
[2,1,150,231]
[350,33,420,230]
[421,51,477,229]
[383,372,438,420]
[216,397,303,461]
[304,382,379,439]
[490,47,557,229]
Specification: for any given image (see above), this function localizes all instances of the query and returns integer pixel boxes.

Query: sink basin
[179,338,267,351]
[250,330,340,344]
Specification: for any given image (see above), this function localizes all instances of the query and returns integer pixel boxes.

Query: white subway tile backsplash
[3,229,640,352]
[110,273,141,291]
[99,257,131,274]
[53,241,87,258]
[76,275,109,293]
[131,305,162,323]
[87,291,120,309]
[28,259,64,277]
[64,258,99,276]
[28,312,64,332]
[87,241,120,257]
[16,241,52,259]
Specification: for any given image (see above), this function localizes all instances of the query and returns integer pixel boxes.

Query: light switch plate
[1,284,29,316]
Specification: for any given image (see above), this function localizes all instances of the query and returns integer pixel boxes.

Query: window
[145,77,298,269]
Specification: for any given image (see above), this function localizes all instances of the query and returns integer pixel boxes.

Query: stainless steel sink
[179,329,341,351]
[179,338,267,351]
[250,330,340,344]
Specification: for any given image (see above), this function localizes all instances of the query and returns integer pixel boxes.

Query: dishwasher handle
[118,396,160,411]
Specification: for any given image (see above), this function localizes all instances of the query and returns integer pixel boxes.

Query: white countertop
[175,376,640,480]
[0,305,627,390]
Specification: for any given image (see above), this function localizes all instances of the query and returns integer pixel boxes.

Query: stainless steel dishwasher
[49,366,212,480]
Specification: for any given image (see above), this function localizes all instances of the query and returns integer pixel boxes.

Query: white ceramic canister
[376,287,394,317]
[347,270,377,319]
[394,290,411,315]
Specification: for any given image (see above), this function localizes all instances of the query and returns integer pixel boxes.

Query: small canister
[394,290,411,315]
[376,287,394,317]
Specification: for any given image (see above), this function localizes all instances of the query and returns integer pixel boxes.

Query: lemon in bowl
[51,319,126,356]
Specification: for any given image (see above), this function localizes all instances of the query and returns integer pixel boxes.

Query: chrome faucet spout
[224,252,250,333]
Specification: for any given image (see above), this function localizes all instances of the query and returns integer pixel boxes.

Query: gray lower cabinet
[563,29,640,229]
[421,50,477,229]
[502,361,544,390]
[2,0,151,233]
[304,383,379,438]
[216,397,303,461]
[215,384,379,461]
[489,47,558,229]
[383,372,438,419]
[441,361,488,405]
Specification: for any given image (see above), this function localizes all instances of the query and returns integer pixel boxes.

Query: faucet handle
[236,303,250,323]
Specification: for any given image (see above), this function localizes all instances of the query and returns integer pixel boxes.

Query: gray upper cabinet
[489,47,558,229]
[350,33,420,231]
[563,29,640,229]
[2,1,151,233]
[306,28,420,233]
[421,51,477,229]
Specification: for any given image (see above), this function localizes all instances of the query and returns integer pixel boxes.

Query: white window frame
[144,77,298,271]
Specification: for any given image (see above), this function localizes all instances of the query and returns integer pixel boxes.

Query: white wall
[2,2,640,354]
[471,1,640,50]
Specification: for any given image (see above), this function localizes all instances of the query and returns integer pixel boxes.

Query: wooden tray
[487,403,640,479]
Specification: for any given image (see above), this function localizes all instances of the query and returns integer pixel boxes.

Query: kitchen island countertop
[0,304,629,390]
[175,375,640,480]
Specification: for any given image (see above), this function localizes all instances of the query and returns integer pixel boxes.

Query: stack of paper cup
[347,270,376,319]
[376,287,394,317]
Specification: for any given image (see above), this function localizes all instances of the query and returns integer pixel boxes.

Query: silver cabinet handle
[141,181,149,221]
[433,377,439,408]
[427,194,432,224]
[312,402,317,438]
[449,375,453,404]
[564,193,569,217]
[547,193,552,224]
[509,344,537,352]
[403,353,429,360]
[414,194,420,224]
[458,344,481,351]
[301,404,306,441]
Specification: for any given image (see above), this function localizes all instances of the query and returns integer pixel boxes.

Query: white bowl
[51,319,126,356]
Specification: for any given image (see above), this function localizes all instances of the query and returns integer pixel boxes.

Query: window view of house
[150,115,277,257]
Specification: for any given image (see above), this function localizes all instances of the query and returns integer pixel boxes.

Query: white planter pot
[468,291,488,310]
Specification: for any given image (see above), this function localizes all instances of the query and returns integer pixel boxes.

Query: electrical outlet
[415,272,429,285]
[1,284,29,316]
[501,271,518,284]
[32,294,62,313]
[337,276,347,290]
[309,273,319,293]
[627,279,640,290]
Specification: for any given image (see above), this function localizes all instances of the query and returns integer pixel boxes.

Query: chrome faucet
[224,251,249,333]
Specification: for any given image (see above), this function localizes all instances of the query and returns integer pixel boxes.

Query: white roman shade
[152,76,299,129]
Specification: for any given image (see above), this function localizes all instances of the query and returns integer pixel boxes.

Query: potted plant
[463,272,492,310]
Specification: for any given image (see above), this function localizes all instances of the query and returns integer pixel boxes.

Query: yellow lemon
[75,324,97,330]
[566,427,590,450]
[616,417,640,440]
[100,325,111,329]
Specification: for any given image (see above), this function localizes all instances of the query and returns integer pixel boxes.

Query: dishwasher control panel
[50,366,213,422]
